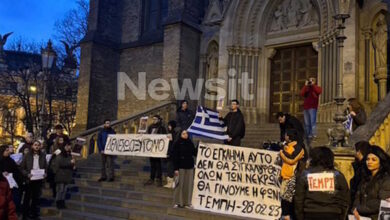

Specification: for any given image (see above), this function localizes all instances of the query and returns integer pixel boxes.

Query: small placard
[307,173,335,192]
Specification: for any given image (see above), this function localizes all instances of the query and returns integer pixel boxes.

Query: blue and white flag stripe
[343,114,353,133]
[187,106,229,140]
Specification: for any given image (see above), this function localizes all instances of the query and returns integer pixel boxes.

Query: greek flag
[187,106,229,140]
[343,114,353,133]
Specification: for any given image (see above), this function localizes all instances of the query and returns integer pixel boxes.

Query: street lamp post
[328,0,351,147]
[39,40,56,139]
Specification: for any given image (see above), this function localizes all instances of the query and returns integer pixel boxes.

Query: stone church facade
[75,0,389,131]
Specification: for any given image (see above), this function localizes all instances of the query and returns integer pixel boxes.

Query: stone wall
[117,43,164,120]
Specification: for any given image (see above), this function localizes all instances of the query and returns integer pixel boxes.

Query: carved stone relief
[269,0,319,33]
[372,14,387,69]
[204,0,231,25]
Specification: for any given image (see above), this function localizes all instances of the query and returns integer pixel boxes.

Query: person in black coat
[294,146,349,220]
[350,141,371,211]
[164,120,179,188]
[173,130,197,208]
[352,145,390,220]
[144,115,167,187]
[219,100,245,146]
[0,145,24,215]
[176,100,195,130]
[277,112,304,144]
[54,142,75,209]
[20,140,47,220]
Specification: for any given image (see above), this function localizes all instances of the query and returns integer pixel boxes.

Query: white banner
[192,142,282,220]
[104,134,169,158]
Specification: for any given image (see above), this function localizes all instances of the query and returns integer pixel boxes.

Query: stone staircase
[241,123,333,148]
[41,154,258,220]
[39,123,334,220]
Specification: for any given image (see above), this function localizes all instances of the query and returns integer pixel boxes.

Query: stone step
[61,209,125,220]
[73,180,173,196]
[65,200,187,220]
[167,207,258,220]
[70,193,170,214]
[72,186,173,204]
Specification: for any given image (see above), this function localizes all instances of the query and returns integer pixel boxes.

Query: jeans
[56,183,67,201]
[304,108,317,138]
[101,154,114,179]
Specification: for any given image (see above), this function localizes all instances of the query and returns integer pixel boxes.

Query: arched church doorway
[269,44,318,122]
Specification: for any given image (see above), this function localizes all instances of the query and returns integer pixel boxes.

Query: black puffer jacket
[173,138,197,170]
[353,172,390,220]
[294,167,350,220]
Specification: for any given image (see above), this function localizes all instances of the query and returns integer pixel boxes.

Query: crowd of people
[0,80,381,220]
[0,124,74,220]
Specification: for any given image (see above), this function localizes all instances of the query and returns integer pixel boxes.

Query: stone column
[162,0,201,108]
[362,28,372,102]
[74,0,121,132]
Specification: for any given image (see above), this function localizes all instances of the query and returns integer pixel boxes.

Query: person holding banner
[218,100,245,146]
[352,145,390,220]
[0,145,24,215]
[97,119,116,182]
[279,129,306,220]
[164,120,178,188]
[294,146,349,220]
[144,115,167,187]
[20,140,47,220]
[173,130,197,208]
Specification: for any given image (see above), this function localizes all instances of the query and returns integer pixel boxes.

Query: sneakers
[184,205,193,209]
[144,179,154,186]
[163,177,174,188]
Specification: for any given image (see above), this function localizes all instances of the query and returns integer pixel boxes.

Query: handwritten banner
[192,142,282,220]
[104,134,169,158]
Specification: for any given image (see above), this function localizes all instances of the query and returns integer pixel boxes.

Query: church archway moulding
[218,0,333,123]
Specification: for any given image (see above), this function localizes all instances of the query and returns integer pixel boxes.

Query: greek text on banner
[192,142,282,220]
[104,134,169,158]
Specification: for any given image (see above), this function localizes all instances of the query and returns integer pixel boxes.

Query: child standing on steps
[173,130,197,208]
[54,142,76,209]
